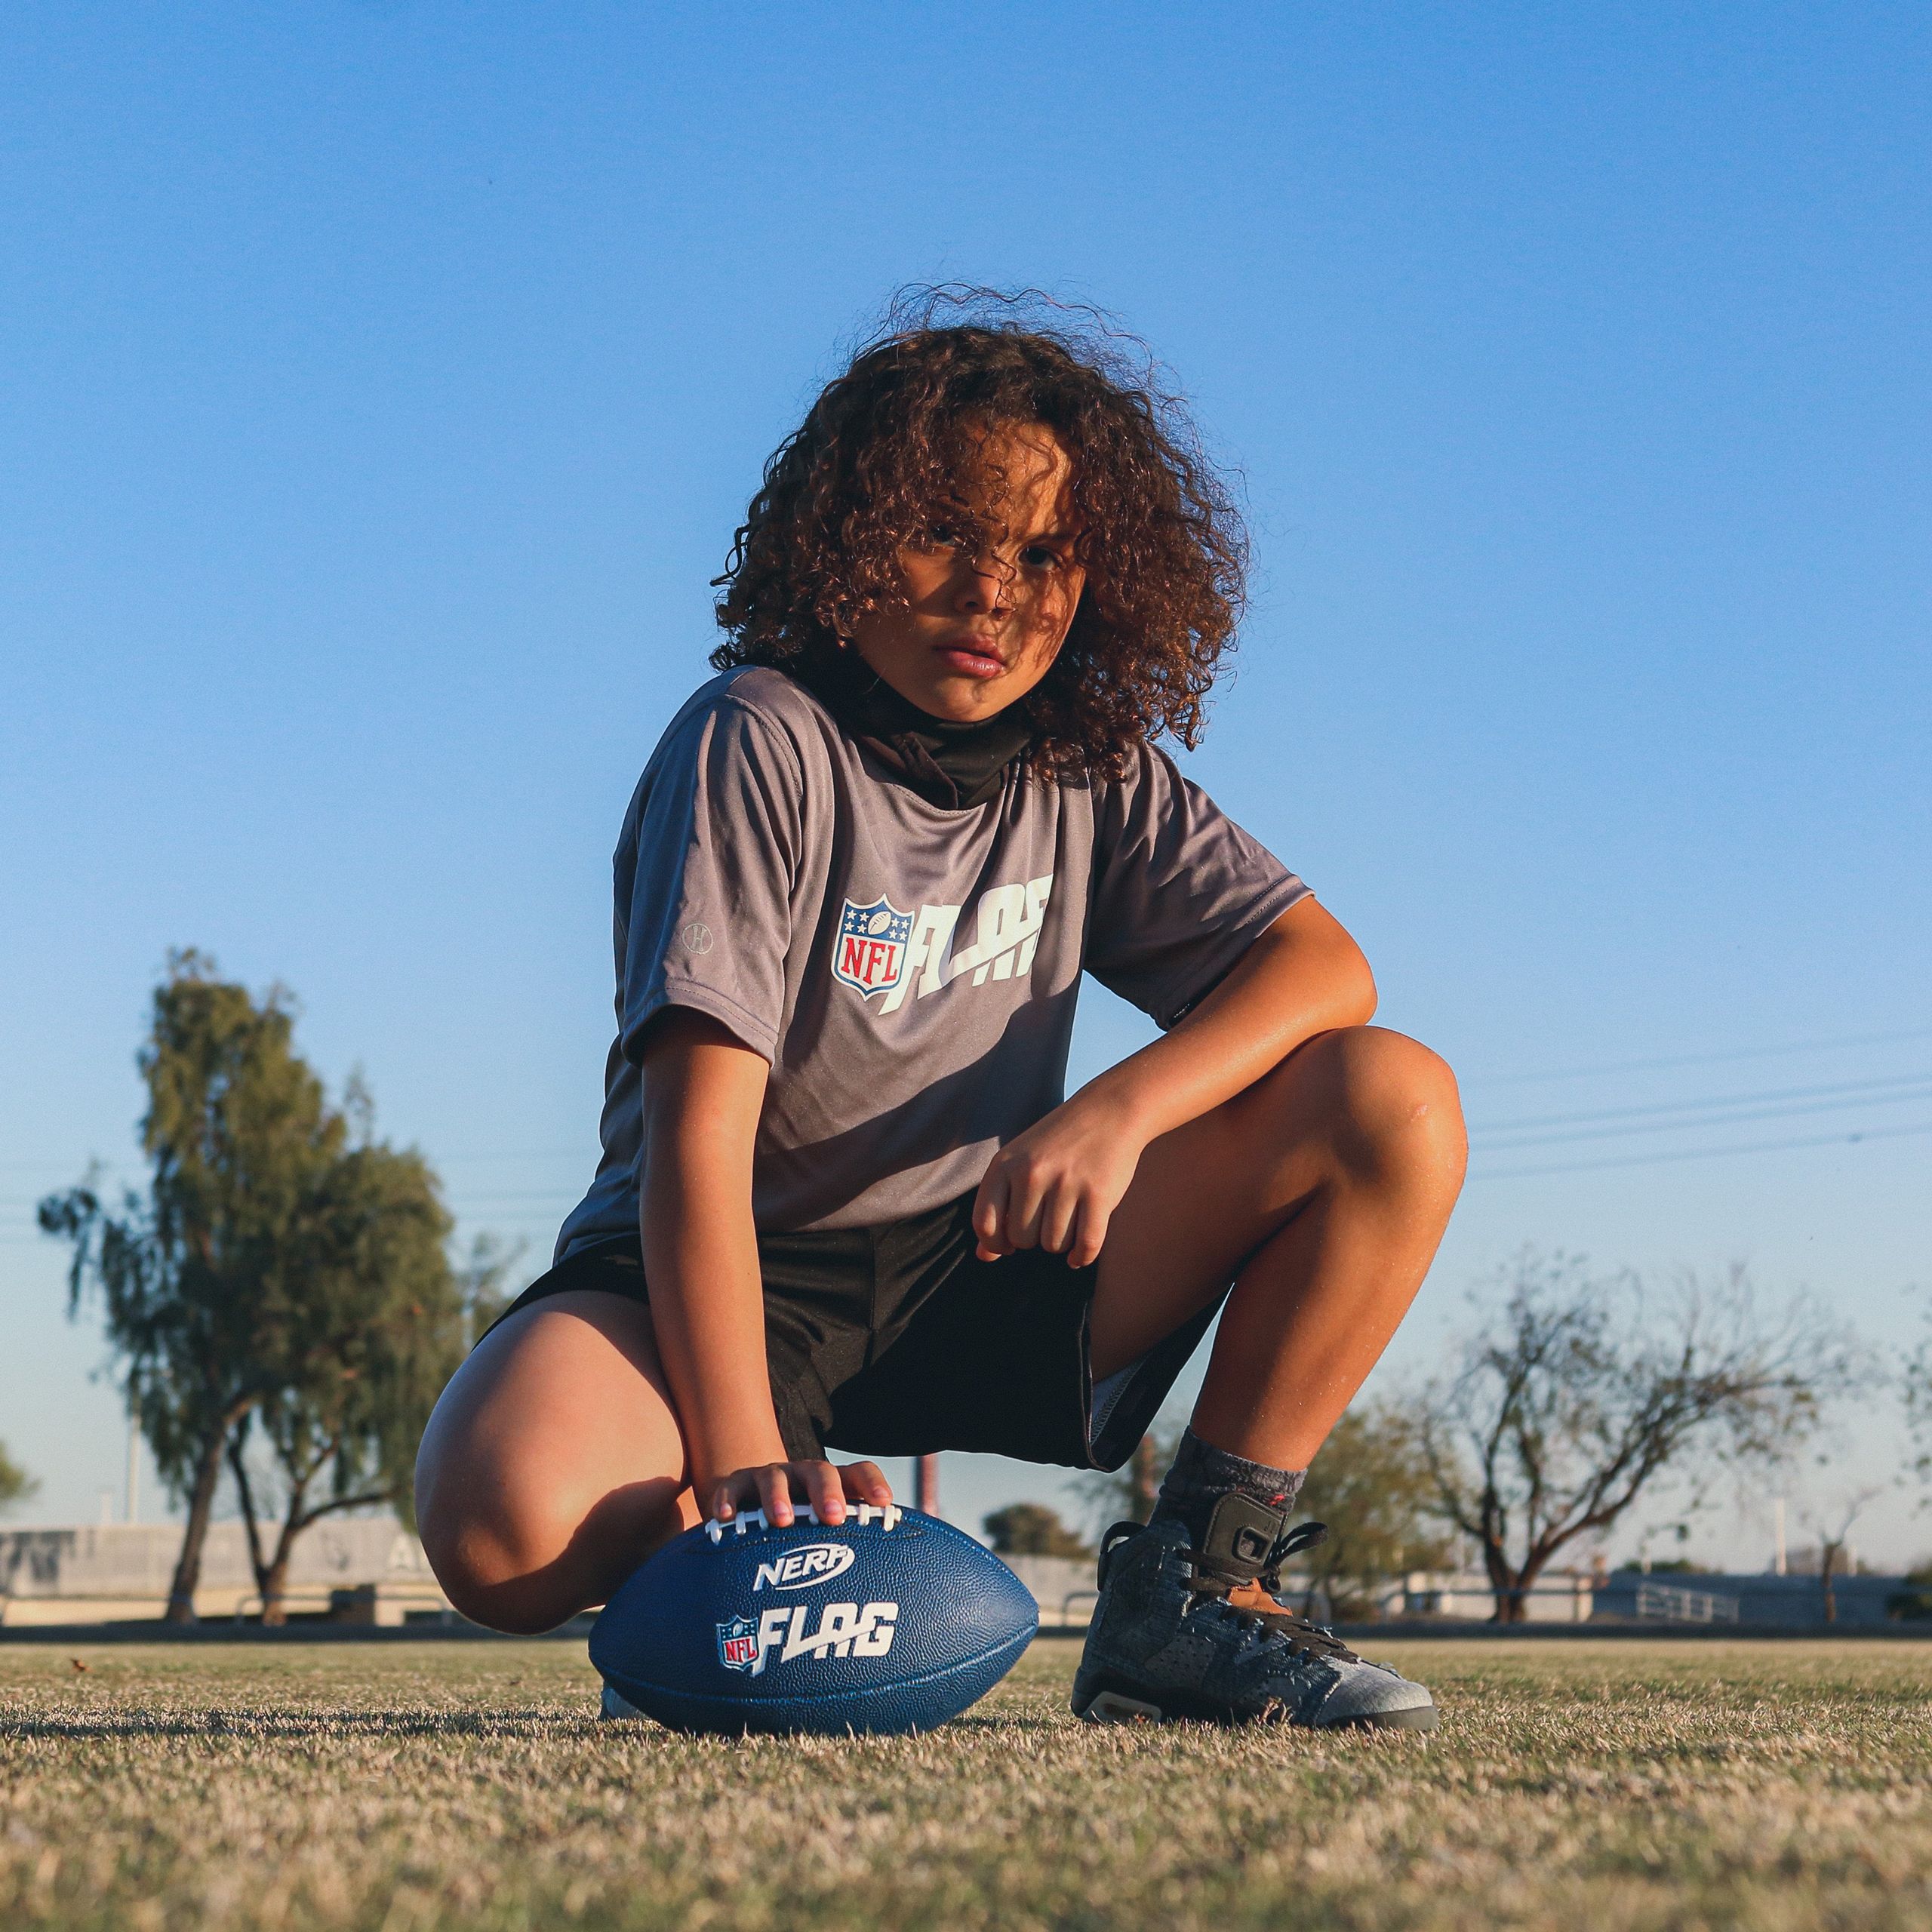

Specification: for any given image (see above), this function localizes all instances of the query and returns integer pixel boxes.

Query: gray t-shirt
[555,666,1307,1255]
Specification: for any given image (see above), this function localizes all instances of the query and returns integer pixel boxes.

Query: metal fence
[1634,1580,1741,1625]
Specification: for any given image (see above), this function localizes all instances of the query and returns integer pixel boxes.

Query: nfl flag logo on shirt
[832,895,914,999]
[716,1614,761,1673]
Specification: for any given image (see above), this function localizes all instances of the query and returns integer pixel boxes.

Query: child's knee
[417,1441,689,1634]
[416,1465,560,1631]
[1301,1025,1466,1184]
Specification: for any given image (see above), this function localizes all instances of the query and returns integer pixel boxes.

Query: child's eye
[1020,544,1064,571]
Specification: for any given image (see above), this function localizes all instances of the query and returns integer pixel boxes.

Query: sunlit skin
[845,422,1087,722]
[412,421,1467,1635]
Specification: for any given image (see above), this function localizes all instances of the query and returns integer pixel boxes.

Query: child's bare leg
[414,1291,697,1633]
[1073,1026,1461,1728]
[1090,1024,1466,1469]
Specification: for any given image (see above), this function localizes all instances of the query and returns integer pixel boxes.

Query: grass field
[5,1637,1932,1931]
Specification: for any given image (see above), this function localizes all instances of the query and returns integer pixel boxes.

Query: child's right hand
[703,1457,895,1529]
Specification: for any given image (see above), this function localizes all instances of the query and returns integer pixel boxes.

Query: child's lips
[933,637,1006,678]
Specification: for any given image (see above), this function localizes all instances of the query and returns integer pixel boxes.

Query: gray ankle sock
[1151,1428,1305,1547]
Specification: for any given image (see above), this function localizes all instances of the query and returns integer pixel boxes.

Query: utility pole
[1773,1496,1786,1577]
[913,1454,940,1518]
[1129,1435,1159,1523]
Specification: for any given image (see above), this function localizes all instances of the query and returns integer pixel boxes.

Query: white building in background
[0,1519,450,1625]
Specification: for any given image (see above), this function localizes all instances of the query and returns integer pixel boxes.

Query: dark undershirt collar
[792,652,1035,811]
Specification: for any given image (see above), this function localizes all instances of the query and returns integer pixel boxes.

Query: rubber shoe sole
[600,1681,647,1721]
[1073,1672,1439,1733]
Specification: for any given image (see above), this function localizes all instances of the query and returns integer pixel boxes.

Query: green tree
[983,1503,1094,1559]
[0,1440,37,1515]
[42,952,470,1626]
[42,953,346,1622]
[1295,1401,1456,1620]
[226,1136,465,1622]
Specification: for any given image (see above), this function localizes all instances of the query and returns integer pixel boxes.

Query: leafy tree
[1418,1251,1861,1623]
[1295,1401,1456,1620]
[42,951,469,1625]
[226,1137,465,1622]
[983,1503,1094,1559]
[42,953,346,1621]
[0,1441,37,1515]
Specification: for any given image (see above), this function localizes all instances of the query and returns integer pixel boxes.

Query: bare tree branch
[1416,1250,1863,1622]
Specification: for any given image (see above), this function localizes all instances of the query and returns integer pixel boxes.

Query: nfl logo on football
[832,895,914,999]
[715,1614,761,1673]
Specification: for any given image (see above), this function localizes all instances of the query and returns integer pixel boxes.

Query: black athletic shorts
[494,1191,1221,1471]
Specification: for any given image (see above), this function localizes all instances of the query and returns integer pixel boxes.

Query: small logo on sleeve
[832,897,915,998]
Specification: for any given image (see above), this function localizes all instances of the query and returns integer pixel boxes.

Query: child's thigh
[414,1289,693,1614]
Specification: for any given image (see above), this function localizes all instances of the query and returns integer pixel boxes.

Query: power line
[1475,1091,1932,1152]
[1472,1078,1932,1150]
[1473,1068,1932,1134]
[1470,1117,1932,1182]
[1463,1025,1932,1090]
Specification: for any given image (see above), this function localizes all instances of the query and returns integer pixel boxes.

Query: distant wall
[1001,1555,1097,1626]
[1592,1571,1914,1630]
[0,1521,442,1621]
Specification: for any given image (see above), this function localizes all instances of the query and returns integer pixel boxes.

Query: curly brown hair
[710,288,1249,779]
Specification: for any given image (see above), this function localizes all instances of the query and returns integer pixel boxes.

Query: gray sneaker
[1072,1495,1438,1731]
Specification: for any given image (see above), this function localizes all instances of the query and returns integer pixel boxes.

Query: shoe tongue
[1201,1493,1287,1578]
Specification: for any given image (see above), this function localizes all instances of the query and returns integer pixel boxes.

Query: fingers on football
[840,1460,893,1506]
[802,1460,848,1525]
[755,1463,796,1527]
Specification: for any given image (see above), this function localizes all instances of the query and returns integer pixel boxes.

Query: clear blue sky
[3,4,1927,1567]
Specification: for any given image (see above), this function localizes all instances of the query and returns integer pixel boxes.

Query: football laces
[706,1502,904,1543]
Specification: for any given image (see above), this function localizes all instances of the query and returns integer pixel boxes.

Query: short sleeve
[1084,744,1309,1029]
[615,697,804,1065]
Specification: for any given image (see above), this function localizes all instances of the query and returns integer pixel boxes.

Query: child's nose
[955,555,1012,613]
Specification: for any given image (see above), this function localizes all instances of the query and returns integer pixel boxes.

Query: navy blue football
[589,1503,1038,1736]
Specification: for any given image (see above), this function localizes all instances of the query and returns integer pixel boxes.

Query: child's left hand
[971,1092,1146,1269]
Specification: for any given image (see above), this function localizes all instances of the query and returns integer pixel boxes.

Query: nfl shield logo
[716,1614,761,1674]
[832,895,914,999]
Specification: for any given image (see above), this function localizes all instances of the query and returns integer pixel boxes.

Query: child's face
[848,421,1086,723]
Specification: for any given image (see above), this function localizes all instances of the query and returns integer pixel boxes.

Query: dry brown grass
[5,1636,1932,1930]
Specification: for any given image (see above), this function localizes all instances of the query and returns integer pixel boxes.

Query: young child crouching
[415,294,1466,1728]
